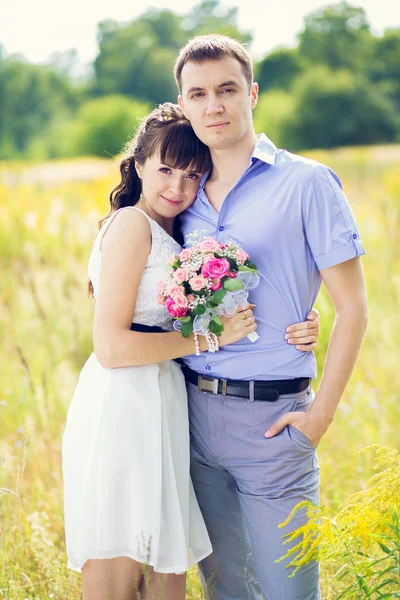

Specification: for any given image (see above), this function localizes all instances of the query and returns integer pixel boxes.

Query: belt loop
[249,380,255,402]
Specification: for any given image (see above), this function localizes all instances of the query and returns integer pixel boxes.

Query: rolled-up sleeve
[302,164,366,271]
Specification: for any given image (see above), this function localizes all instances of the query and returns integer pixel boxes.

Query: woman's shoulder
[99,207,152,252]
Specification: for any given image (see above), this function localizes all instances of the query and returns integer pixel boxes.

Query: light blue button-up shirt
[180,134,365,381]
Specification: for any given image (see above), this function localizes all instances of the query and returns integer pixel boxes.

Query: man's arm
[265,257,368,447]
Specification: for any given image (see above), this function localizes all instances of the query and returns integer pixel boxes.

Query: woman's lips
[161,195,183,207]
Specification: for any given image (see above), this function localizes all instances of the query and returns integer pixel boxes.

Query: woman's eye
[187,173,200,180]
[159,167,171,174]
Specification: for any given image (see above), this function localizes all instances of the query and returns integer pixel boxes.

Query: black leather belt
[182,365,310,401]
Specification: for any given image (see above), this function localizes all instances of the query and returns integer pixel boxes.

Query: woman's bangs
[157,125,211,174]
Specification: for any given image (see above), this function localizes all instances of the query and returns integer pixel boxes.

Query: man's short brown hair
[174,34,253,94]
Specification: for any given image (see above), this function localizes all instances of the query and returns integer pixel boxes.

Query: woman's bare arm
[93,210,256,368]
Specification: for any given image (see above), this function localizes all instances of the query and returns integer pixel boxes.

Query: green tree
[298,2,374,71]
[253,90,295,148]
[0,55,77,159]
[72,95,150,157]
[93,0,253,105]
[184,0,252,44]
[286,67,399,150]
[368,28,400,109]
[255,48,303,92]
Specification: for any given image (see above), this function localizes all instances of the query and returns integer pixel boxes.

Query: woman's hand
[285,308,320,352]
[218,304,257,347]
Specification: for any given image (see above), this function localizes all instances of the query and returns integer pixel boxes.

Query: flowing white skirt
[62,354,212,573]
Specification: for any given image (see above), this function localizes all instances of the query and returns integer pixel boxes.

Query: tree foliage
[0,0,399,160]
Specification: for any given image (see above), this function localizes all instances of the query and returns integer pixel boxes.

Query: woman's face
[135,153,204,219]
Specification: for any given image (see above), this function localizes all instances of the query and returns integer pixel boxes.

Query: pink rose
[229,272,237,278]
[166,296,188,317]
[210,279,222,291]
[179,248,192,262]
[201,257,231,280]
[167,284,184,298]
[189,275,207,291]
[173,293,188,309]
[168,255,176,265]
[203,253,216,263]
[199,238,219,253]
[174,268,188,284]
[157,281,166,294]
[157,292,165,305]
[187,294,196,302]
[236,249,249,263]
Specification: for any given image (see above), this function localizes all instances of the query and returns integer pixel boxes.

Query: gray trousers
[187,382,321,600]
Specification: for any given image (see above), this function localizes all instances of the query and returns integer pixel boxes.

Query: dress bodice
[88,207,181,331]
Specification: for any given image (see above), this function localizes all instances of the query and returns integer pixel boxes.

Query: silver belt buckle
[198,375,219,394]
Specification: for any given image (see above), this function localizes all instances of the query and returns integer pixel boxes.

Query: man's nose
[205,95,223,115]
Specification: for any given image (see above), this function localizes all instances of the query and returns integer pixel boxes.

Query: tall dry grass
[0,145,399,598]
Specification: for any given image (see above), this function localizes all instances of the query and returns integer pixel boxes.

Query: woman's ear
[134,161,143,180]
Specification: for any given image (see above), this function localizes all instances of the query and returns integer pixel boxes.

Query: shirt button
[219,225,224,232]
[353,233,358,239]
[205,365,211,371]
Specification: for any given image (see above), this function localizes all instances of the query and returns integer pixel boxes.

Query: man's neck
[209,131,258,185]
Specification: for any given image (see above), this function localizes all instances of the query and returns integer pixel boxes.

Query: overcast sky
[1,0,399,64]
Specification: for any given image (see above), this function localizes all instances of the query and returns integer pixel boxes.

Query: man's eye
[221,88,234,94]
[191,93,204,99]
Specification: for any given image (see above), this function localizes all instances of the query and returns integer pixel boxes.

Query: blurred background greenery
[1,0,399,161]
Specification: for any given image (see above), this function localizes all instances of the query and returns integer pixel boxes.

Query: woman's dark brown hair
[88,102,211,296]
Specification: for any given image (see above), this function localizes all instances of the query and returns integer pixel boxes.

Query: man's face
[178,57,258,151]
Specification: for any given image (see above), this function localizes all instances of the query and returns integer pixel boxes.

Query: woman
[62,103,320,600]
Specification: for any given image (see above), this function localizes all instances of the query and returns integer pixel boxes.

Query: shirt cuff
[314,239,366,271]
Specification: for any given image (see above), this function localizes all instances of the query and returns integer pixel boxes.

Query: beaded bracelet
[194,332,201,356]
[204,330,219,353]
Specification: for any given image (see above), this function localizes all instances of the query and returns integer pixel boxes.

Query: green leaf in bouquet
[223,277,244,291]
[246,262,258,271]
[225,256,237,269]
[181,319,194,338]
[181,316,192,322]
[212,288,227,304]
[238,265,259,273]
[206,300,218,308]
[209,319,223,336]
[193,304,206,316]
[213,315,223,326]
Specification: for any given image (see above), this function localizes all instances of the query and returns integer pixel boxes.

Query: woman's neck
[135,199,174,236]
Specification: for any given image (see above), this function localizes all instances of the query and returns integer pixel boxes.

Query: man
[175,35,368,599]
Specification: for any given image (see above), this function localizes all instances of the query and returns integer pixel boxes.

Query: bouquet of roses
[157,231,260,348]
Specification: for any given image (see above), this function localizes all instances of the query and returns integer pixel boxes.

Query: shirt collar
[251,133,277,166]
[198,132,277,191]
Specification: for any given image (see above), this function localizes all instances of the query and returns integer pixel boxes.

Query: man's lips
[207,122,230,128]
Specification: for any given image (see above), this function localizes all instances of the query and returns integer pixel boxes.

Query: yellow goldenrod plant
[278,445,400,599]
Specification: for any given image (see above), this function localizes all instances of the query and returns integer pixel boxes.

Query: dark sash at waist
[130,323,169,334]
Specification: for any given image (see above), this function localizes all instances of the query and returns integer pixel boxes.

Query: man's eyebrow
[218,80,239,88]
[187,80,239,95]
[187,86,205,94]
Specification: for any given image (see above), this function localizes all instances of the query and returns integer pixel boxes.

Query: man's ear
[251,82,259,111]
[178,95,189,120]
[134,160,143,180]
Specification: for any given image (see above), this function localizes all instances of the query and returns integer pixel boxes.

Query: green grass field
[0,145,399,599]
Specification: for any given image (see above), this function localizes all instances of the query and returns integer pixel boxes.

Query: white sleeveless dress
[62,207,212,574]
